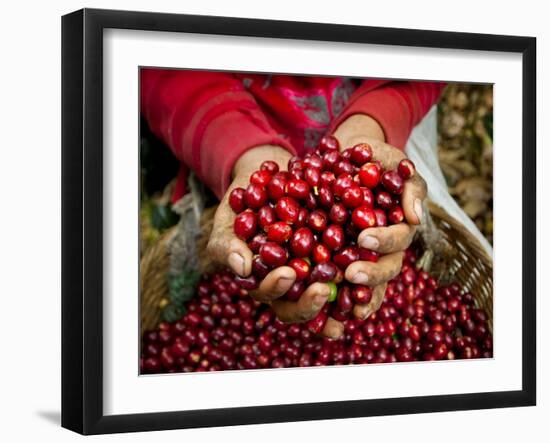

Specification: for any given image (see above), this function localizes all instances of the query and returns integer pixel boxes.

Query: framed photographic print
[61,8,536,435]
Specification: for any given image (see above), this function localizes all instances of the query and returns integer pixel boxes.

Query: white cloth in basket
[405,106,493,257]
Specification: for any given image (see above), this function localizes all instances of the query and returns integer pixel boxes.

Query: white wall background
[0,0,545,441]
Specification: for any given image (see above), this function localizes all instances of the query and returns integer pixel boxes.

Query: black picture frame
[62,8,536,435]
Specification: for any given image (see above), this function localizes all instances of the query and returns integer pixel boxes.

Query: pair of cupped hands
[207,114,427,338]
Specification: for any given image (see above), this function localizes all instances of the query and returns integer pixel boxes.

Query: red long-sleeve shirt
[140,69,444,201]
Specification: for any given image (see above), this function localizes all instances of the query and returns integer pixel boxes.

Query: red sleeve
[331,81,446,149]
[140,69,295,199]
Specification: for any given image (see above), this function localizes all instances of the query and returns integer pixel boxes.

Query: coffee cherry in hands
[229,143,418,320]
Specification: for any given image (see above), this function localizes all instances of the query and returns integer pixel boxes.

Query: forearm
[141,69,295,200]
[330,81,445,149]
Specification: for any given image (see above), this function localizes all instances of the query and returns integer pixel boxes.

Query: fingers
[248,267,296,303]
[271,282,330,323]
[207,199,254,276]
[269,282,344,339]
[208,231,254,277]
[322,317,344,339]
[401,174,427,225]
[369,140,407,170]
[368,141,427,226]
[353,283,387,320]
[357,223,416,254]
[344,251,404,287]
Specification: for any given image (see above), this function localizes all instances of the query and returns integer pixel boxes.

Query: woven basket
[140,227,176,333]
[140,201,493,334]
[140,205,218,333]
[424,202,493,331]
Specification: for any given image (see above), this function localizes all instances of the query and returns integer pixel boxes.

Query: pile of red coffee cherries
[228,136,417,333]
[140,247,493,374]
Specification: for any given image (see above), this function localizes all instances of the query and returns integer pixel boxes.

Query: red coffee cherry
[275,197,300,224]
[350,143,373,165]
[290,227,315,257]
[265,221,293,244]
[351,206,377,230]
[234,211,257,240]
[381,170,404,195]
[322,224,345,251]
[250,170,272,186]
[260,160,280,175]
[397,158,415,179]
[358,162,381,188]
[245,183,268,209]
[229,187,246,213]
[259,242,288,267]
[318,135,340,153]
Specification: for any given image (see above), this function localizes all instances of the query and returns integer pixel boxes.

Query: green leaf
[170,286,195,304]
[162,303,184,323]
[168,270,202,306]
[150,204,180,231]
[168,291,185,305]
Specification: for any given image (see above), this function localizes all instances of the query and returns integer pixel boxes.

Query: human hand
[206,145,344,338]
[333,115,427,319]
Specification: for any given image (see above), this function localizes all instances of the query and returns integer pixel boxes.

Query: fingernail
[275,277,293,292]
[228,252,245,275]
[312,294,328,310]
[414,198,423,223]
[351,272,368,284]
[360,235,379,250]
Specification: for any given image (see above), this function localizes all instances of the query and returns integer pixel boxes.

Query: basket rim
[427,200,493,267]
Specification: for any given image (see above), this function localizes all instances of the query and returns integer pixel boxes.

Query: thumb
[401,174,427,225]
[207,203,253,277]
[225,238,253,277]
